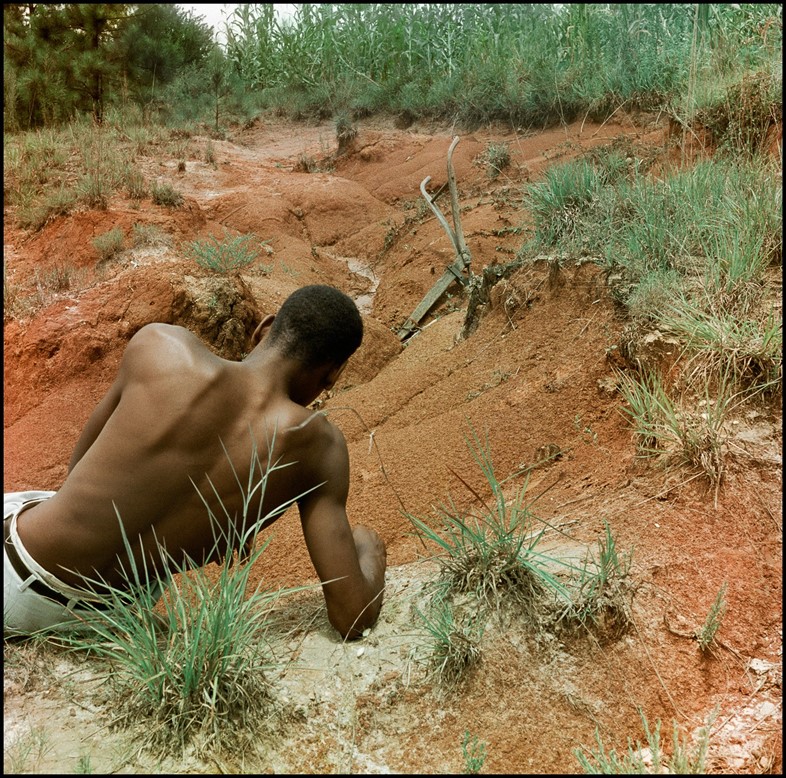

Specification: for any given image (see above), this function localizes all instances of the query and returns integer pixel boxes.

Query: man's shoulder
[122,324,214,379]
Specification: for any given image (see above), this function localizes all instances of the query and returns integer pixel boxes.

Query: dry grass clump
[407,427,572,624]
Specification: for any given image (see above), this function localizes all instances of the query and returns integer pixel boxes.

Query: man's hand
[350,525,387,637]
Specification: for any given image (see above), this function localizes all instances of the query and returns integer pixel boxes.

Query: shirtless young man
[4,284,387,640]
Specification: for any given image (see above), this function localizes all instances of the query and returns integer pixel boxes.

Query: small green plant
[92,227,125,262]
[462,730,488,774]
[335,113,358,153]
[415,589,484,689]
[484,142,511,180]
[573,413,598,444]
[124,167,147,200]
[17,185,78,232]
[187,229,269,274]
[5,725,52,773]
[695,582,728,653]
[205,139,216,167]
[131,222,170,248]
[75,752,93,774]
[575,707,716,773]
[35,263,77,294]
[616,369,741,492]
[150,180,184,207]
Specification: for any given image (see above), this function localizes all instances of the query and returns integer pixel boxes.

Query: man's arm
[298,426,387,640]
[67,323,171,473]
[67,380,123,472]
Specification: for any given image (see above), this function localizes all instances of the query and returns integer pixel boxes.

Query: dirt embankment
[3,115,781,774]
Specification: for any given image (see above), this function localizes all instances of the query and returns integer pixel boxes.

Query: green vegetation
[4,5,780,133]
[695,582,728,653]
[150,180,183,208]
[462,730,489,774]
[521,134,781,488]
[409,427,637,685]
[4,725,52,774]
[557,521,634,641]
[415,589,484,690]
[407,426,573,622]
[186,229,271,274]
[575,708,717,774]
[92,226,124,262]
[482,142,511,180]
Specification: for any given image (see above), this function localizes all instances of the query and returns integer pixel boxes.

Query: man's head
[264,285,363,371]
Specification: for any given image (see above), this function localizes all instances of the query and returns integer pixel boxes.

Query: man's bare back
[8,285,386,639]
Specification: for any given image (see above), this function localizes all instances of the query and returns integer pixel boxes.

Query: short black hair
[267,285,363,368]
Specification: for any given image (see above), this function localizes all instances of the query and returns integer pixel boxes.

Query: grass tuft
[150,180,184,207]
[51,440,311,758]
[407,426,573,622]
[414,587,484,691]
[557,521,634,642]
[92,227,125,263]
[462,730,489,774]
[695,582,728,653]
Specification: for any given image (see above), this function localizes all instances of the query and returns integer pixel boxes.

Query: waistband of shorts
[6,504,114,604]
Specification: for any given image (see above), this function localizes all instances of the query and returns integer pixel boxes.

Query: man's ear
[251,314,275,346]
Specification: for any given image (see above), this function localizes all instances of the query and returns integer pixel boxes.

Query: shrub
[92,227,125,262]
[187,229,270,274]
[151,181,184,207]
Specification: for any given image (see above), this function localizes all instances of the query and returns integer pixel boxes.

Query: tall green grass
[222,4,780,128]
[522,151,782,399]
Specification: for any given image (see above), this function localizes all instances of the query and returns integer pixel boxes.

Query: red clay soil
[3,115,782,773]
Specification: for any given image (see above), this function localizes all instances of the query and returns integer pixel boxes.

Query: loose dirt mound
[3,115,781,774]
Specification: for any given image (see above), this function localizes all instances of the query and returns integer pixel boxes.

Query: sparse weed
[294,153,324,173]
[54,442,309,758]
[4,725,52,773]
[124,167,148,200]
[205,139,217,167]
[462,729,488,774]
[187,229,269,274]
[37,263,74,292]
[92,227,125,262]
[616,369,737,489]
[575,707,717,774]
[557,522,634,642]
[695,583,728,653]
[75,752,93,774]
[150,180,184,207]
[131,222,171,248]
[335,113,358,153]
[660,295,782,393]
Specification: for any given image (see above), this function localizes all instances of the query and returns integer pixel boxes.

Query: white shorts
[3,491,160,637]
